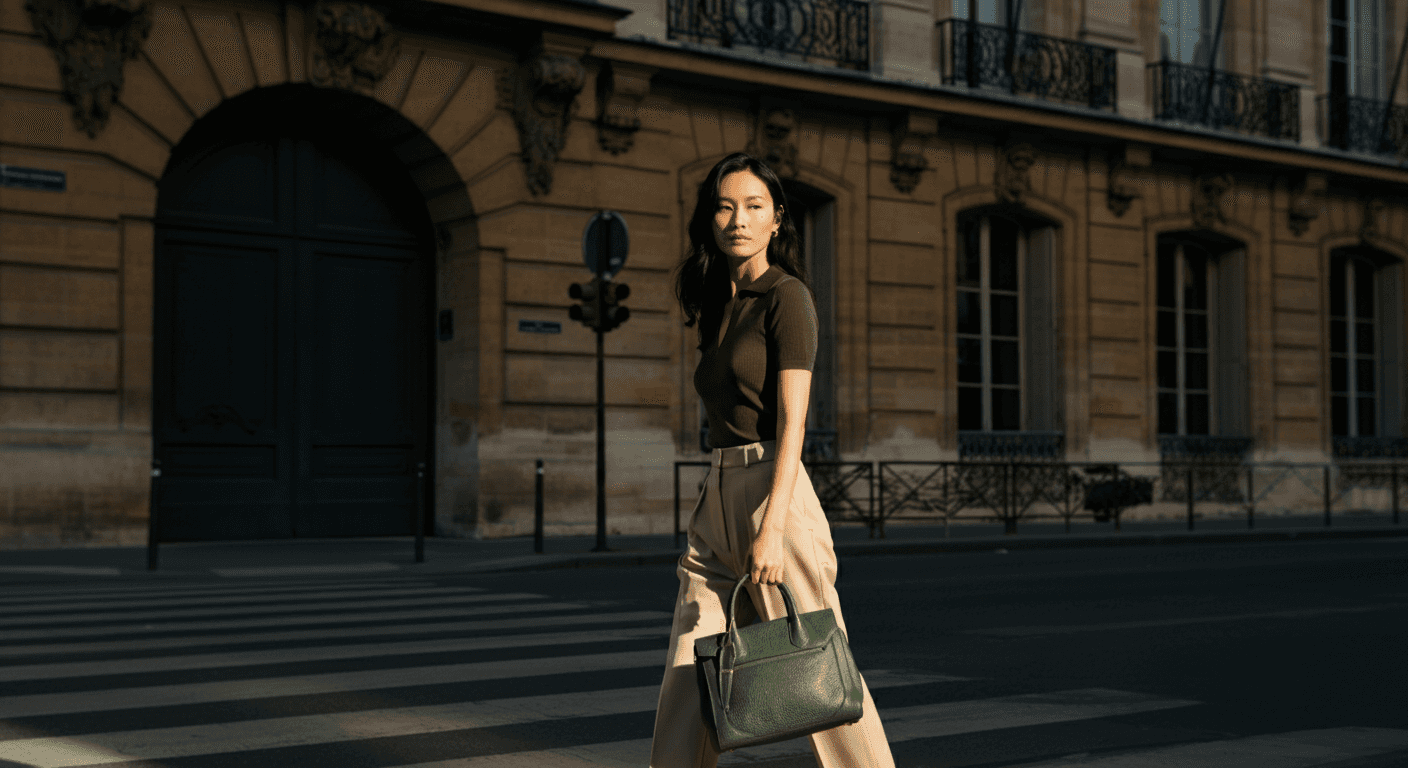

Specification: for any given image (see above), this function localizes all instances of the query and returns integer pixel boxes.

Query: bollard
[1393,465,1400,525]
[1246,466,1255,530]
[414,462,426,563]
[1186,467,1195,531]
[672,463,681,550]
[147,459,161,571]
[1323,464,1332,527]
[535,459,544,554]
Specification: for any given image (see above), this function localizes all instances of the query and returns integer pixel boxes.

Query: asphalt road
[0,538,1404,767]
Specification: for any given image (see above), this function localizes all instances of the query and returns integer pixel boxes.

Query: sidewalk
[1,514,1404,581]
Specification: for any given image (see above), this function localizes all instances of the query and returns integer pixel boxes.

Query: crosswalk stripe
[0,649,665,719]
[0,671,966,766]
[213,562,400,576]
[0,586,485,616]
[0,579,432,605]
[0,601,591,643]
[0,590,537,628]
[967,602,1408,637]
[1002,727,1408,767]
[0,609,674,660]
[0,626,673,682]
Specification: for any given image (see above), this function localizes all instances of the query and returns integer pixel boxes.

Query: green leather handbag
[693,575,865,752]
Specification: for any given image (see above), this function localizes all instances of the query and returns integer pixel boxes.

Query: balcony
[1332,436,1408,459]
[937,19,1116,111]
[1318,94,1408,156]
[1149,61,1299,141]
[958,431,1065,462]
[665,0,870,70]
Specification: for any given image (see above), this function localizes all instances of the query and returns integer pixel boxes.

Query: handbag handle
[724,575,811,654]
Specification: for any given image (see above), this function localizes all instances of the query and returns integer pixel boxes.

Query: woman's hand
[749,526,786,585]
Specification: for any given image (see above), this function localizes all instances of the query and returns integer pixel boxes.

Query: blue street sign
[583,210,629,278]
[518,319,562,334]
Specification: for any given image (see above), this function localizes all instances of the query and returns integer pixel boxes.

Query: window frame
[957,213,1026,432]
[1156,240,1217,437]
[1330,252,1381,437]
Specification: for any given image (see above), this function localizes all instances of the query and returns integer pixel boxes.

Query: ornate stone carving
[309,1,400,91]
[748,105,799,178]
[1191,172,1234,228]
[595,61,652,156]
[890,111,936,194]
[1361,196,1387,240]
[1287,172,1326,237]
[501,52,586,196]
[996,142,1036,204]
[1107,156,1139,217]
[25,0,152,138]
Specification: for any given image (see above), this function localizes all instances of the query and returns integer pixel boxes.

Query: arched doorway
[154,86,436,540]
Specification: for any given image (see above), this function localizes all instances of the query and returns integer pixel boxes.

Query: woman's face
[712,170,779,264]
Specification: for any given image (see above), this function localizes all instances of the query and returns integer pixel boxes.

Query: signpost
[571,212,631,552]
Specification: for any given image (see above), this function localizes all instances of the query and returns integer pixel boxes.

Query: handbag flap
[694,606,841,662]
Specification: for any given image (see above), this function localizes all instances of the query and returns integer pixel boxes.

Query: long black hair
[674,152,808,350]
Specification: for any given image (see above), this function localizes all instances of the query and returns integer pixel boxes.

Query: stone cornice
[426,0,629,34]
[589,38,1408,189]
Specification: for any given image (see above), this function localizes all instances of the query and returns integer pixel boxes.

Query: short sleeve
[767,276,818,371]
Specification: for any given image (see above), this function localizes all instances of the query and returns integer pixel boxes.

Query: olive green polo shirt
[693,264,818,449]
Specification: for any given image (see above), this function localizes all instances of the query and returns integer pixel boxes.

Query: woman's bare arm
[750,368,811,584]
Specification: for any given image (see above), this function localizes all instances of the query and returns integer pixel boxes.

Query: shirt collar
[737,263,785,296]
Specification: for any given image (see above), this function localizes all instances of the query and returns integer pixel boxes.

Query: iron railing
[1149,61,1300,141]
[666,0,870,70]
[673,458,1406,543]
[959,431,1065,461]
[1318,94,1408,156]
[937,19,1116,111]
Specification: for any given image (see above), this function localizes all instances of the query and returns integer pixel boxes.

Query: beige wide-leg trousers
[648,440,895,767]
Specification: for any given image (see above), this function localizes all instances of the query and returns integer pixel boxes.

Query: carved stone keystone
[748,103,800,178]
[500,51,586,196]
[25,0,153,138]
[1106,144,1149,217]
[1191,172,1234,228]
[596,61,652,156]
[1287,172,1326,236]
[309,1,400,91]
[996,142,1036,204]
[889,111,937,194]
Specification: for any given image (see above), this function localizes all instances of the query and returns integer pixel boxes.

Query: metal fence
[1149,61,1300,141]
[674,459,1405,543]
[666,0,870,70]
[1318,94,1408,156]
[937,19,1117,111]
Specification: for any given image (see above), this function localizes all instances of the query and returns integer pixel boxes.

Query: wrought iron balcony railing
[958,431,1065,461]
[937,20,1116,111]
[666,0,870,70]
[1332,436,1408,459]
[1318,94,1408,156]
[1158,435,1254,463]
[1149,61,1299,141]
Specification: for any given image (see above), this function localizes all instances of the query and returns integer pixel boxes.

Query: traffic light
[569,277,630,333]
[569,278,601,331]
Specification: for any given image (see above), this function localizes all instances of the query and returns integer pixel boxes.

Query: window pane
[1356,321,1374,354]
[991,294,1019,337]
[1332,356,1348,393]
[992,388,1020,430]
[1184,312,1208,349]
[1332,395,1349,435]
[1330,256,1346,316]
[990,224,1018,291]
[959,219,981,288]
[1158,350,1179,389]
[1358,397,1377,436]
[1357,359,1376,392]
[1157,310,1177,348]
[958,387,983,430]
[1330,319,1347,353]
[1158,392,1179,434]
[1185,352,1208,390]
[1331,24,1349,58]
[991,339,1020,385]
[1331,0,1347,21]
[958,338,983,383]
[957,290,981,335]
[1182,252,1207,311]
[1354,261,1374,319]
[1185,393,1210,435]
[1157,245,1177,308]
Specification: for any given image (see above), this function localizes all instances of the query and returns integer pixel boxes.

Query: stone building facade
[1,0,1406,546]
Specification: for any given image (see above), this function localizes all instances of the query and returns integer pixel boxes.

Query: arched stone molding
[1144,214,1269,458]
[675,155,862,456]
[940,186,1084,457]
[1315,231,1408,459]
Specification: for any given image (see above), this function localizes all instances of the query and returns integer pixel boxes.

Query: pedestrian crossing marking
[0,589,539,628]
[969,601,1408,637]
[0,578,433,604]
[1001,727,1408,767]
[0,585,485,616]
[0,672,965,767]
[0,610,674,659]
[213,562,400,577]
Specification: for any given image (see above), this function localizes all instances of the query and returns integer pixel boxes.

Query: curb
[450,524,1408,574]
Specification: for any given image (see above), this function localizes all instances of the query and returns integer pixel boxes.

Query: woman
[649,153,895,767]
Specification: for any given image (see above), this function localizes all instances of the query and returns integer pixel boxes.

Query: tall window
[1331,253,1382,436]
[794,193,838,459]
[1160,0,1215,65]
[951,0,1009,25]
[955,214,1058,433]
[1329,0,1383,99]
[1157,242,1212,435]
[1156,238,1249,439]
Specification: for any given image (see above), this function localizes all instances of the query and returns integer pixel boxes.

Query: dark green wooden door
[155,132,430,540]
